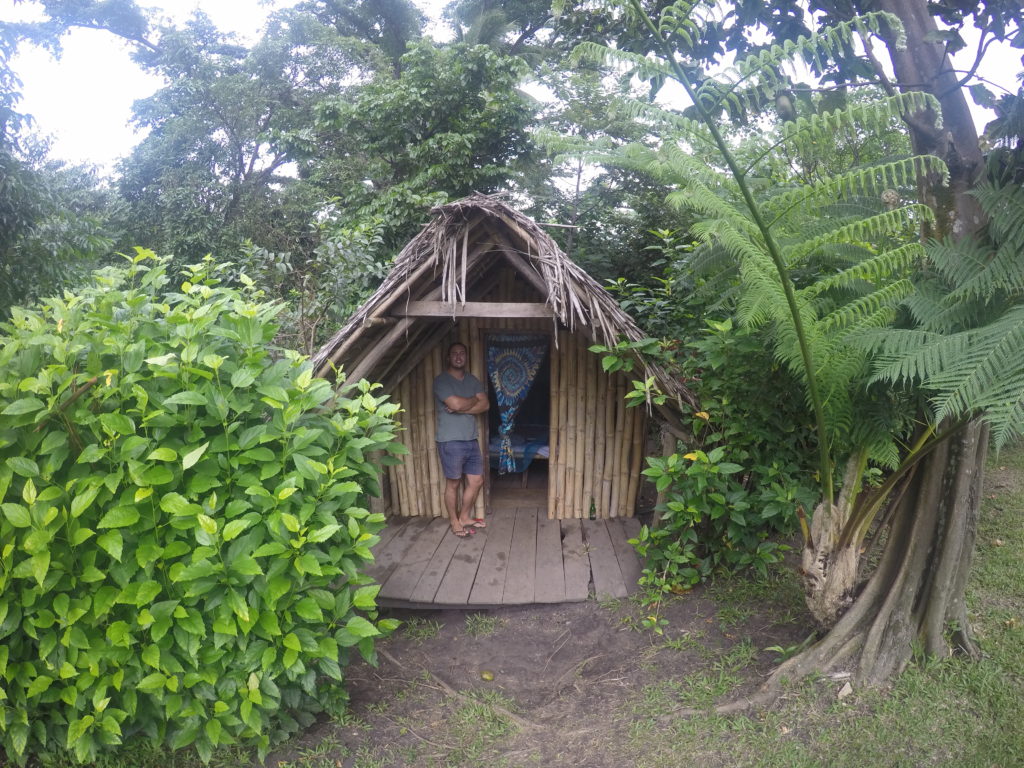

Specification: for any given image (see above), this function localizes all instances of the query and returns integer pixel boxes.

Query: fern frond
[973,180,1024,255]
[570,41,676,83]
[691,12,906,118]
[610,98,715,150]
[802,243,923,298]
[926,304,1024,425]
[765,157,946,226]
[818,280,912,334]
[658,0,711,51]
[941,242,1024,304]
[779,92,940,155]
[783,204,932,265]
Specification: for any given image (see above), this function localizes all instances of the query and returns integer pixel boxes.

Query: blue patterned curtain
[486,334,549,474]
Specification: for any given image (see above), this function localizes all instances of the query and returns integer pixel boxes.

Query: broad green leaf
[307,523,341,543]
[2,397,45,415]
[160,492,198,516]
[281,512,300,532]
[147,447,178,461]
[345,616,381,639]
[142,644,161,669]
[31,551,50,585]
[70,485,101,518]
[197,514,217,535]
[230,369,256,388]
[294,598,323,622]
[27,674,54,698]
[353,585,381,610]
[97,507,140,529]
[97,530,124,561]
[164,391,207,406]
[136,673,166,692]
[6,456,39,477]
[99,412,135,435]
[221,518,252,541]
[182,442,210,470]
[2,503,31,528]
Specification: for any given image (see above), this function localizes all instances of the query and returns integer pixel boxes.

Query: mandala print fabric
[486,334,549,474]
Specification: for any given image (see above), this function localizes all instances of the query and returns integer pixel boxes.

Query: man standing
[433,342,489,537]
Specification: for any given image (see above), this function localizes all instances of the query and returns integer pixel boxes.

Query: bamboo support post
[470,318,486,519]
[625,409,645,518]
[548,327,560,520]
[559,328,572,519]
[410,370,427,516]
[601,374,615,518]
[396,377,412,516]
[582,347,597,517]
[422,355,440,519]
[573,336,586,518]
[610,378,627,517]
[618,393,634,520]
[592,359,608,518]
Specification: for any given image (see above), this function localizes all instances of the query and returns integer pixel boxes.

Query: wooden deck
[366,508,644,608]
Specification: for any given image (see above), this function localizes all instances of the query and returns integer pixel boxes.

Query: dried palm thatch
[312,193,697,416]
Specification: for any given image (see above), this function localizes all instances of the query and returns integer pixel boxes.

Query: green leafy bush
[0,253,402,763]
[634,447,787,596]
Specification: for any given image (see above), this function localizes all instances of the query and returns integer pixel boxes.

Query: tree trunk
[773,421,988,688]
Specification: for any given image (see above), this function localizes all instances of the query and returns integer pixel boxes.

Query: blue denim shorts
[437,440,484,479]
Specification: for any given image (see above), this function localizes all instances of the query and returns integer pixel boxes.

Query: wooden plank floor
[367,508,643,608]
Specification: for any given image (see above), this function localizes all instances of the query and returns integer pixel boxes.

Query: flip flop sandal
[467,518,487,529]
[452,527,475,538]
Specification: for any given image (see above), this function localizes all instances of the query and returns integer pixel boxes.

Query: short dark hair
[447,342,467,355]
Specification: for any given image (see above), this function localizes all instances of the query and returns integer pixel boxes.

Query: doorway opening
[484,333,551,509]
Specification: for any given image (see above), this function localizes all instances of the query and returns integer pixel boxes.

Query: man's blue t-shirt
[433,371,485,442]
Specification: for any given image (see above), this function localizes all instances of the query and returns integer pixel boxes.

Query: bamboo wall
[382,267,647,520]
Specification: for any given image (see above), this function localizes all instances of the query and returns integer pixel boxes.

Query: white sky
[3,1,1022,174]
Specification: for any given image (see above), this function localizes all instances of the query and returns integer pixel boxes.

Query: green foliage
[309,40,535,252]
[0,253,402,764]
[869,177,1024,448]
[634,446,788,598]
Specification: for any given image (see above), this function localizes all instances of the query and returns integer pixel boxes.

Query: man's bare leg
[444,477,468,534]
[459,473,484,527]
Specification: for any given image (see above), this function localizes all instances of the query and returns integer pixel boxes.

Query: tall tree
[577,0,1023,690]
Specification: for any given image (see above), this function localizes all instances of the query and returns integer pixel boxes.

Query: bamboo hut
[313,194,697,521]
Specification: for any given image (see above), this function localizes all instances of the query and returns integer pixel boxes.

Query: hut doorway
[484,333,551,508]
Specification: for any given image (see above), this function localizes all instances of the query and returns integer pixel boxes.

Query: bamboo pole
[396,377,411,516]
[471,318,486,520]
[563,331,577,518]
[573,336,586,518]
[552,331,561,524]
[421,354,439,519]
[427,346,443,519]
[592,357,608,518]
[609,377,627,517]
[410,367,427,517]
[617,391,635,518]
[625,409,645,518]
[601,386,615,518]
[582,347,597,518]
[556,329,570,519]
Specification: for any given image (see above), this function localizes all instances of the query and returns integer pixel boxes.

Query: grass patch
[402,616,444,642]
[465,612,506,638]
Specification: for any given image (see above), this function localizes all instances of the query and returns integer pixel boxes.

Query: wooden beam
[392,301,554,319]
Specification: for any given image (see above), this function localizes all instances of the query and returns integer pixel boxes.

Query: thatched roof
[312,193,697,419]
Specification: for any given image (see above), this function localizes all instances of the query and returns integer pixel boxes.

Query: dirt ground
[266,557,814,768]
